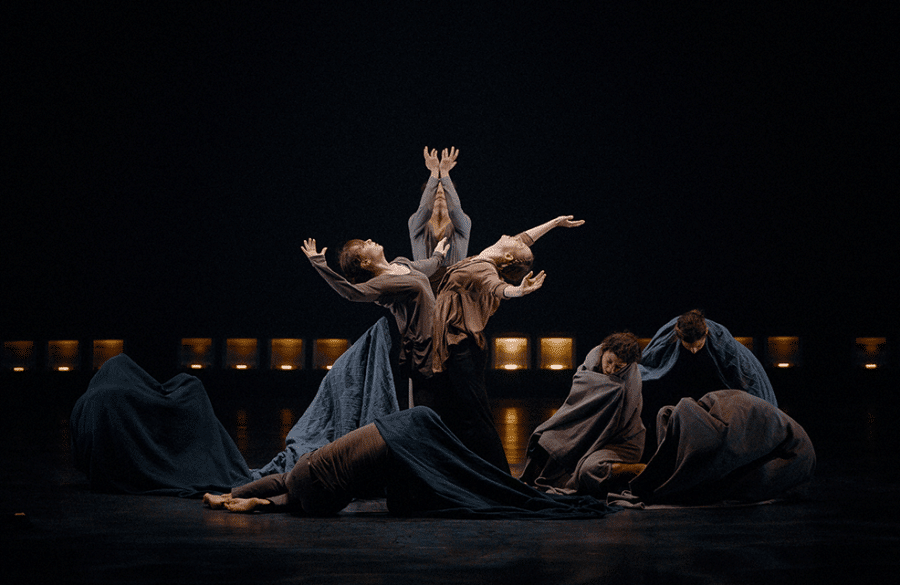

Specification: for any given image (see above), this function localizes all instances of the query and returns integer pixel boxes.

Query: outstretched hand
[554,215,585,228]
[424,147,440,177]
[439,147,459,176]
[302,238,326,259]
[433,237,449,258]
[520,270,546,295]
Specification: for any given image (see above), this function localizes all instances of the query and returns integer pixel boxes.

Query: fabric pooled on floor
[376,407,617,519]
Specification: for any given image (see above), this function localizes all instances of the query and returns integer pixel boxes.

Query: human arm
[302,238,382,302]
[502,270,546,298]
[522,216,585,244]
[439,147,472,258]
[425,146,440,179]
[406,237,448,276]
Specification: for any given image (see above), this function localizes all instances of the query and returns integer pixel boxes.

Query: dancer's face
[357,239,385,264]
[681,335,707,354]
[601,351,627,375]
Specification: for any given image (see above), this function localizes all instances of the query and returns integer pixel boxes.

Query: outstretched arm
[502,270,546,298]
[302,238,381,302]
[523,216,585,244]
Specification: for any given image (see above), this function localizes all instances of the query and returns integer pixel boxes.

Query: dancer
[301,235,448,405]
[520,332,646,498]
[638,309,778,460]
[204,406,615,519]
[408,146,471,291]
[619,390,816,506]
[424,215,585,473]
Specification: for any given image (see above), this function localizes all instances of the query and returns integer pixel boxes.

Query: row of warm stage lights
[1,336,892,373]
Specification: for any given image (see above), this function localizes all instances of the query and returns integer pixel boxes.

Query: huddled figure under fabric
[408,146,471,293]
[520,332,646,498]
[615,389,816,507]
[638,309,777,459]
[204,406,615,519]
[70,318,401,496]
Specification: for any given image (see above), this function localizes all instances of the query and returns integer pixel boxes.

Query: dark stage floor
[2,369,899,584]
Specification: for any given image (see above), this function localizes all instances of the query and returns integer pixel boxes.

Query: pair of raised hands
[424,146,458,177]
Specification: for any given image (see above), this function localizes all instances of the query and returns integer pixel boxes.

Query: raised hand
[439,146,459,176]
[554,215,585,228]
[520,270,547,295]
[433,237,450,258]
[302,238,326,258]
[424,146,440,177]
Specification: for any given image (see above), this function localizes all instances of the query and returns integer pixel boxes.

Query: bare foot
[203,493,232,509]
[223,497,272,513]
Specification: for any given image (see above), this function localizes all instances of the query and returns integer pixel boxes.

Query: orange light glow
[181,338,213,369]
[93,339,124,369]
[539,337,574,370]
[226,338,258,370]
[48,340,80,371]
[3,341,35,371]
[270,338,304,371]
[493,336,529,370]
[767,336,800,369]
[856,337,887,369]
[314,339,349,370]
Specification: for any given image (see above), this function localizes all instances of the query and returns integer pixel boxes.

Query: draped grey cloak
[627,390,815,505]
[520,351,645,496]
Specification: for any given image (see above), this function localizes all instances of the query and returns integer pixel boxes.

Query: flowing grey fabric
[520,354,644,496]
[70,354,252,497]
[248,317,399,481]
[638,317,777,407]
[376,407,616,519]
[628,390,815,505]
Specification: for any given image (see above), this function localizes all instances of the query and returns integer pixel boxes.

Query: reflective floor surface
[2,370,899,584]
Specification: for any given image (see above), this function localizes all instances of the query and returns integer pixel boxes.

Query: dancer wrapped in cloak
[423,215,585,473]
[408,146,471,292]
[520,332,646,498]
[614,390,816,507]
[638,309,777,458]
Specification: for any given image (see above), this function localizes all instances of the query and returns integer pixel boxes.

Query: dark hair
[599,331,642,365]
[496,246,534,284]
[674,309,708,343]
[339,239,376,284]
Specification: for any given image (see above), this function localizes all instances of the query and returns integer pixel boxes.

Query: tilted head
[491,235,535,284]
[339,239,383,284]
[598,331,642,374]
[674,309,709,353]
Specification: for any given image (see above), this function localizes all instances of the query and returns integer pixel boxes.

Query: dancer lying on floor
[424,215,585,473]
[204,406,614,519]
[520,332,646,498]
[408,146,471,292]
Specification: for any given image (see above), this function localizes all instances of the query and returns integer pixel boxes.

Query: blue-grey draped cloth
[625,390,815,505]
[248,317,399,481]
[376,407,617,519]
[638,317,778,407]
[70,354,252,497]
